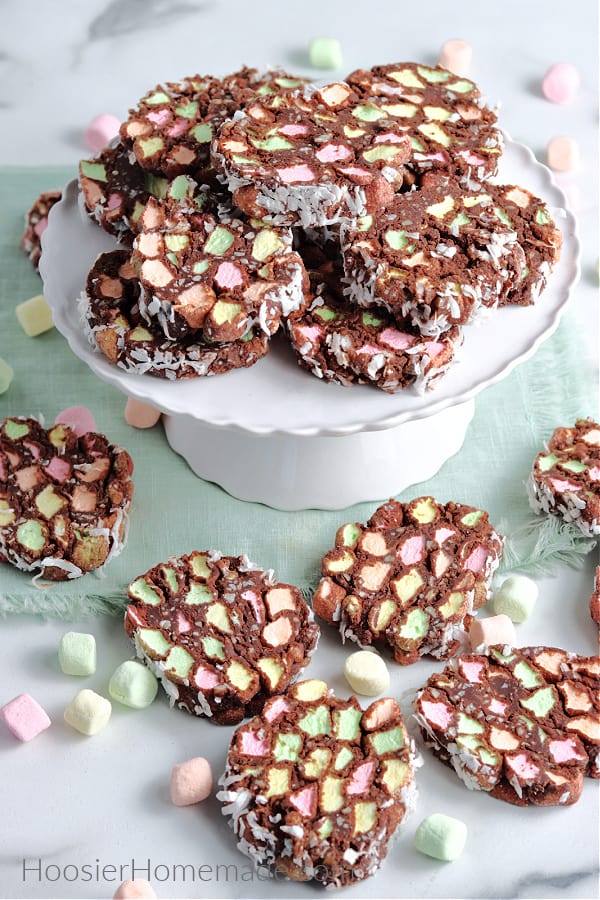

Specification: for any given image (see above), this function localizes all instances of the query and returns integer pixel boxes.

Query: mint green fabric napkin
[0,167,596,618]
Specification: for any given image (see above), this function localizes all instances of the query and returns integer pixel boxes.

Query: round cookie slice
[340,177,527,337]
[120,67,308,177]
[346,61,502,183]
[217,681,417,887]
[527,418,600,537]
[313,497,503,665]
[0,416,133,580]
[124,552,320,725]
[414,645,599,806]
[132,192,307,341]
[21,190,62,271]
[212,81,412,228]
[286,268,463,393]
[80,249,269,378]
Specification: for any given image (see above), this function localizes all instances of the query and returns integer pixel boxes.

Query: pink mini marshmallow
[541,63,580,104]
[424,340,445,359]
[289,785,316,816]
[277,164,315,183]
[380,328,414,350]
[506,753,539,780]
[264,696,290,722]
[240,731,269,756]
[55,405,96,437]
[45,456,72,483]
[399,534,425,565]
[459,659,485,684]
[0,693,51,741]
[194,666,220,689]
[279,123,309,137]
[546,136,580,172]
[147,109,171,126]
[347,761,375,795]
[420,699,452,730]
[315,143,352,163]
[469,614,516,652]
[113,879,157,899]
[215,262,243,290]
[438,39,473,76]
[463,544,488,574]
[84,113,121,153]
[170,756,213,806]
[124,398,161,429]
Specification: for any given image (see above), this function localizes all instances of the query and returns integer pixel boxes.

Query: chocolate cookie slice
[313,497,503,665]
[124,552,320,725]
[0,416,133,580]
[346,61,502,183]
[21,190,62,271]
[286,267,462,392]
[528,418,600,537]
[80,249,270,379]
[212,81,411,228]
[120,67,307,177]
[132,190,307,341]
[340,178,528,337]
[217,681,417,886]
[414,645,599,806]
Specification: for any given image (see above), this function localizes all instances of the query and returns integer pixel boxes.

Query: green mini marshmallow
[274,732,302,762]
[4,418,30,440]
[538,452,559,471]
[191,123,213,143]
[520,686,556,718]
[414,813,467,861]
[204,226,235,255]
[80,160,107,182]
[165,646,194,680]
[333,706,362,740]
[129,577,162,606]
[16,294,54,337]
[59,632,97,677]
[139,137,164,158]
[298,705,331,737]
[308,37,343,70]
[175,100,198,119]
[109,660,158,709]
[16,519,47,552]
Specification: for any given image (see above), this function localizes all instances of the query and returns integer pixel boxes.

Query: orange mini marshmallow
[438,39,472,76]
[469,614,516,651]
[547,136,580,172]
[124,398,161,429]
[113,879,156,899]
[170,756,213,806]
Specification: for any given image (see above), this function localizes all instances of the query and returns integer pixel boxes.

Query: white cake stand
[40,138,579,510]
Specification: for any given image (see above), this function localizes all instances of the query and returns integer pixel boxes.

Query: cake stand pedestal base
[163,398,475,510]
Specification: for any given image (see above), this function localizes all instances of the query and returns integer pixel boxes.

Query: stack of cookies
[76,61,562,392]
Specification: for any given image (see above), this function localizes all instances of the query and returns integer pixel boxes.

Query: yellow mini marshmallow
[16,294,54,337]
[344,650,390,696]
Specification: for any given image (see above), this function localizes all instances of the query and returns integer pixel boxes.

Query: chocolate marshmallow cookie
[340,178,528,337]
[346,62,502,183]
[21,190,62,271]
[414,646,599,806]
[528,419,600,537]
[132,190,307,340]
[212,81,412,228]
[218,681,417,886]
[0,416,133,580]
[81,249,270,379]
[313,497,503,665]
[124,552,320,725]
[286,268,462,392]
[120,67,308,178]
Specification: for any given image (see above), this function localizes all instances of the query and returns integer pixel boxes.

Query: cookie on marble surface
[124,551,320,725]
[131,189,307,341]
[0,416,133,580]
[414,645,599,806]
[345,61,502,183]
[217,681,417,886]
[21,190,62,271]
[527,418,600,537]
[81,249,269,378]
[212,81,411,228]
[120,67,308,178]
[286,265,462,392]
[313,497,503,665]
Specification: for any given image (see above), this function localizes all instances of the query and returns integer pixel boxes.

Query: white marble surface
[0,2,599,899]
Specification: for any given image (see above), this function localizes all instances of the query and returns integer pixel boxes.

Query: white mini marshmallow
[344,650,390,696]
[493,575,538,623]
